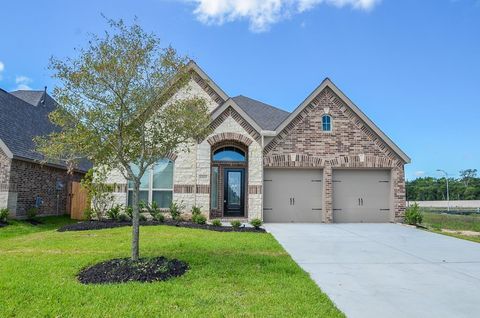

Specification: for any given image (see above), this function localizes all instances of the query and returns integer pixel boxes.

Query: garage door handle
[293,197,295,205]
[290,198,292,205]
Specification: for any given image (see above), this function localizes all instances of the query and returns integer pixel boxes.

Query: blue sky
[0,0,479,180]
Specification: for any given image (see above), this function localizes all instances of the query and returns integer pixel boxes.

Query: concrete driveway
[265,223,480,318]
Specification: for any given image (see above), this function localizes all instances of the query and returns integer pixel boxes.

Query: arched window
[213,146,246,162]
[128,159,174,208]
[322,115,332,132]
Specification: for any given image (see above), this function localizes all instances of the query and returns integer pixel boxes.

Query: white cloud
[15,75,32,90]
[0,61,4,80]
[190,0,381,32]
[414,171,426,177]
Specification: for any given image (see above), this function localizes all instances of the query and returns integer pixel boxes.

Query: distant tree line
[407,169,480,201]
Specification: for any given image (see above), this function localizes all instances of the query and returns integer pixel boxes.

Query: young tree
[37,19,211,260]
[460,169,477,187]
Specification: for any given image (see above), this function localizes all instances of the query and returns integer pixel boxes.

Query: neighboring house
[106,61,410,223]
[0,88,89,218]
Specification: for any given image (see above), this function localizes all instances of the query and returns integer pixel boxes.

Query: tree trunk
[131,180,140,261]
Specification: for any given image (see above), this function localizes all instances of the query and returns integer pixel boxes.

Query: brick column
[392,166,406,223]
[323,165,333,223]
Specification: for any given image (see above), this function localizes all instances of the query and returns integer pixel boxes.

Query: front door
[224,168,245,217]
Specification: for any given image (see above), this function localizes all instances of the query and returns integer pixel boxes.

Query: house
[106,61,410,223]
[0,88,89,218]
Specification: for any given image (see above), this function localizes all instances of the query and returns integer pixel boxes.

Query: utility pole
[436,169,450,212]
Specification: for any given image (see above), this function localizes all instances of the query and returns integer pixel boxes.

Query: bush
[191,205,204,223]
[169,201,185,221]
[230,220,241,229]
[211,219,222,227]
[124,206,133,219]
[191,205,201,217]
[106,204,122,220]
[118,213,130,222]
[143,201,164,222]
[139,214,147,222]
[193,214,207,225]
[0,208,9,223]
[26,207,38,220]
[405,203,423,225]
[154,212,165,223]
[83,208,94,221]
[250,218,263,229]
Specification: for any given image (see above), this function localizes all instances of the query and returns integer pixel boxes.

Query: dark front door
[224,168,245,217]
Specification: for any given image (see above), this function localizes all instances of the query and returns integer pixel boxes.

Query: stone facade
[263,87,406,222]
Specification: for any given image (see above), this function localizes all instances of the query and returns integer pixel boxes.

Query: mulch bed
[77,257,188,284]
[58,220,266,233]
[25,219,44,226]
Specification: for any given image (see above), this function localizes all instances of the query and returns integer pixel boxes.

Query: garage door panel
[264,169,323,223]
[333,170,391,223]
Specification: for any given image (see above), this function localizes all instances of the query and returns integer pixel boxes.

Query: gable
[209,106,261,143]
[264,85,408,164]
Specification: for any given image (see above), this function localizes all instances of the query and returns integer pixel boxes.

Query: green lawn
[421,211,480,244]
[422,211,480,232]
[0,217,343,318]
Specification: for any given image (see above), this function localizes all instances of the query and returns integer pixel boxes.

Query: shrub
[118,213,130,222]
[144,201,164,221]
[83,208,94,221]
[211,219,222,227]
[250,218,263,229]
[0,208,9,223]
[106,204,122,220]
[405,203,423,225]
[230,220,241,229]
[26,207,38,220]
[81,167,115,220]
[191,205,203,223]
[139,214,147,222]
[169,201,185,221]
[124,206,133,219]
[191,205,201,217]
[193,214,207,225]
[154,212,165,223]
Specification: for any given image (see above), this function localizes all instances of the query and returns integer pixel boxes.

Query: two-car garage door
[263,169,391,223]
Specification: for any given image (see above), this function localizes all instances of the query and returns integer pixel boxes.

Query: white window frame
[127,160,174,208]
[322,114,332,132]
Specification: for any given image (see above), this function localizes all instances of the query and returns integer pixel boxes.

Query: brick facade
[264,87,407,222]
[8,160,83,218]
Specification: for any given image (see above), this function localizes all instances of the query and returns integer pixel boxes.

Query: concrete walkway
[265,223,480,318]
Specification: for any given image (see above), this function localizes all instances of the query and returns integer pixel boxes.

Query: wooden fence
[70,181,89,220]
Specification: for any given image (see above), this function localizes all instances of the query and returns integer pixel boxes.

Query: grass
[0,216,343,318]
[420,211,480,244]
[429,230,480,244]
[422,211,480,232]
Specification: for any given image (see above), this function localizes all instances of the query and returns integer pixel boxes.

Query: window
[128,159,174,208]
[322,115,332,132]
[211,167,219,209]
[213,146,246,161]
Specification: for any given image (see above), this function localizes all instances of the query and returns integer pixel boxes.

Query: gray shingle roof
[232,95,290,130]
[0,89,91,172]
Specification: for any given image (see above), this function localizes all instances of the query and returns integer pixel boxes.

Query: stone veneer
[105,78,263,220]
[263,87,406,222]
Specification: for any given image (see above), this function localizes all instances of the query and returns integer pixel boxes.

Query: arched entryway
[210,141,248,218]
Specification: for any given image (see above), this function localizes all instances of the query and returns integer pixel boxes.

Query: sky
[0,0,479,180]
